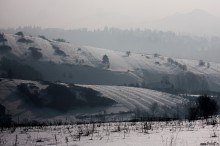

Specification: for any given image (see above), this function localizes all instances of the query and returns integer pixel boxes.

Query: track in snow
[79,85,185,112]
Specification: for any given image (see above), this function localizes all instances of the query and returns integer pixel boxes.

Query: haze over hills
[0,78,186,120]
[145,9,220,36]
[1,32,220,120]
[1,1,220,145]
[1,28,220,63]
[2,9,220,63]
[1,33,220,94]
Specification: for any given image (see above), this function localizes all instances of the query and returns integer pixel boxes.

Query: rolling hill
[0,78,186,121]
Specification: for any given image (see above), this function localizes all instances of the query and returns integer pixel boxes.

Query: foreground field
[1,119,220,146]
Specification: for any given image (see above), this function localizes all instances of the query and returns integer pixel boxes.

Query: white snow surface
[2,33,220,91]
[78,84,185,111]
[1,119,220,146]
[3,33,220,75]
[0,79,186,120]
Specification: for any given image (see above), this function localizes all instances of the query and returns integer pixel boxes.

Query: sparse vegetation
[199,60,205,66]
[207,62,210,68]
[167,57,187,70]
[15,31,24,37]
[126,51,131,56]
[155,61,160,65]
[52,45,67,56]
[17,38,33,43]
[28,47,43,60]
[102,54,110,68]
[53,38,67,43]
[38,35,50,42]
[17,82,116,112]
[153,53,159,57]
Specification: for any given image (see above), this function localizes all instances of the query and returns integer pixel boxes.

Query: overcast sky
[0,0,220,29]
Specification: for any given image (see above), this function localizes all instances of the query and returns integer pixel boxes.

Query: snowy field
[1,119,220,146]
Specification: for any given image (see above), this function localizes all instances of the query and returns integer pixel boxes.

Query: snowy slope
[0,79,187,120]
[2,33,220,74]
[1,33,220,91]
[79,84,185,112]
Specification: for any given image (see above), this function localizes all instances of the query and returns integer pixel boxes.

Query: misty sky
[0,0,220,30]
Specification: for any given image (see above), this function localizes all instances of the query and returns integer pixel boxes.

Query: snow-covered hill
[0,79,186,120]
[79,84,184,112]
[1,33,220,92]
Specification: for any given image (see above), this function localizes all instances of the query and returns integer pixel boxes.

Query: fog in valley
[1,1,220,145]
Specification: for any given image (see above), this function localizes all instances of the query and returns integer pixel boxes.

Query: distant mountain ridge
[1,23,220,63]
[146,9,220,36]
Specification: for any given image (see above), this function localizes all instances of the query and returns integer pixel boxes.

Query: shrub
[17,38,33,43]
[102,54,110,67]
[199,60,205,66]
[167,58,174,64]
[155,61,160,65]
[15,31,24,37]
[52,45,67,56]
[38,35,50,42]
[207,62,210,68]
[126,51,131,56]
[53,38,67,43]
[28,47,43,60]
[154,53,159,57]
[167,58,187,71]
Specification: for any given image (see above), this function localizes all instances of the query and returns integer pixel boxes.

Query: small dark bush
[167,58,187,71]
[52,45,67,56]
[15,31,24,37]
[155,61,160,65]
[17,38,33,44]
[28,47,43,60]
[53,38,66,43]
[38,35,50,42]
[126,51,131,56]
[154,53,159,57]
[102,55,109,64]
[199,60,205,66]
[167,58,174,64]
